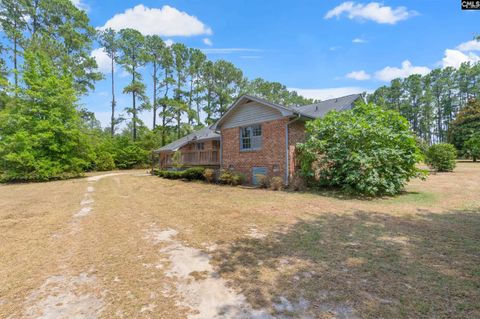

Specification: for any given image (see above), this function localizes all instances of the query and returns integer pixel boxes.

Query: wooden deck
[160,150,220,168]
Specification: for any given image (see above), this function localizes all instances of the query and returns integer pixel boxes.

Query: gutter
[214,128,222,169]
[285,114,301,185]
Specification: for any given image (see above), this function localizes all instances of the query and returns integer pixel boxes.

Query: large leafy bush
[448,99,480,155]
[94,152,116,171]
[297,102,424,196]
[425,143,457,171]
[98,136,150,169]
[464,133,480,162]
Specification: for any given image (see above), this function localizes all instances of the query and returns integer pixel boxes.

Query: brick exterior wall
[221,118,307,184]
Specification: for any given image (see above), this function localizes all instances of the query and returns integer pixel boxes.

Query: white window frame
[240,124,262,151]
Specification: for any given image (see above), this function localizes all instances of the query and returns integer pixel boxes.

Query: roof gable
[214,95,297,129]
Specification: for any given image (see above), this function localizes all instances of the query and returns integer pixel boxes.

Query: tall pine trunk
[195,90,201,125]
[132,65,137,141]
[176,77,181,139]
[110,54,116,137]
[188,76,194,125]
[13,33,18,91]
[152,61,157,129]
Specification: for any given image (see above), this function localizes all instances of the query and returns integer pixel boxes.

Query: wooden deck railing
[182,150,220,165]
[161,150,220,167]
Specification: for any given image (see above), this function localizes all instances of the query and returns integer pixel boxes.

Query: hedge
[154,167,205,181]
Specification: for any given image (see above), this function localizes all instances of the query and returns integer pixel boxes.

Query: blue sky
[76,0,480,128]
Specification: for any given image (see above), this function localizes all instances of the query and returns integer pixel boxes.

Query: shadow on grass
[212,210,480,318]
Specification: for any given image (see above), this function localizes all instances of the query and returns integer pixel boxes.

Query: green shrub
[425,143,457,172]
[172,150,183,169]
[255,174,269,188]
[231,172,246,186]
[297,102,425,196]
[270,176,284,191]
[219,170,245,185]
[219,170,233,184]
[464,133,480,162]
[156,167,205,180]
[182,167,205,180]
[289,174,306,192]
[203,168,216,183]
[448,99,480,153]
[113,144,149,169]
[95,152,115,171]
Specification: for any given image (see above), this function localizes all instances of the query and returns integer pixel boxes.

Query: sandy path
[19,172,309,318]
[22,173,127,319]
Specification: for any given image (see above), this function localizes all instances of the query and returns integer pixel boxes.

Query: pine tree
[98,28,119,136]
[117,28,149,141]
[144,35,165,129]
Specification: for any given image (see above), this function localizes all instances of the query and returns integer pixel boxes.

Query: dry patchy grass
[0,163,479,318]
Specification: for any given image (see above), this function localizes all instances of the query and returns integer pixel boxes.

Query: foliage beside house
[154,94,363,187]
[297,102,424,196]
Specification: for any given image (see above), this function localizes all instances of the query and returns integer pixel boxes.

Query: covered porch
[154,127,221,170]
[159,149,220,168]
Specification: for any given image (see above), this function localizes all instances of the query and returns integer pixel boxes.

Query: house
[154,94,363,185]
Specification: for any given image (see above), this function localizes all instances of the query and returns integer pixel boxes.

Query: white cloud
[289,87,372,100]
[456,40,480,52]
[202,38,213,46]
[346,70,371,80]
[90,48,112,74]
[99,5,212,36]
[71,0,89,11]
[441,49,480,68]
[374,60,430,82]
[201,48,261,54]
[352,38,367,44]
[165,39,174,47]
[325,1,417,25]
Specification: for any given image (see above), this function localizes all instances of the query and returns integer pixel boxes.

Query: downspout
[215,128,223,169]
[285,114,301,185]
[220,133,223,168]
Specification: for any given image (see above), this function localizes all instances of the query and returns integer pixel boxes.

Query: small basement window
[240,124,262,151]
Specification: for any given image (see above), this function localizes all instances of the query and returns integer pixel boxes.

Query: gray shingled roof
[154,127,220,153]
[292,94,362,118]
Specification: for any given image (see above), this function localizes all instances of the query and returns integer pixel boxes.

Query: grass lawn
[0,163,479,318]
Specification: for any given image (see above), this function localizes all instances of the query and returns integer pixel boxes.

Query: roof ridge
[297,93,362,108]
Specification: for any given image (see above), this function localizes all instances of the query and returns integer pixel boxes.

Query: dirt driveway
[1,163,479,318]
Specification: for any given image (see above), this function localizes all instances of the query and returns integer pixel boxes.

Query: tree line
[0,0,313,181]
[97,28,314,144]
[367,60,480,144]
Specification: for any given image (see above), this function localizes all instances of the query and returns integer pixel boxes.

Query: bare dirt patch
[145,227,276,319]
[24,272,104,319]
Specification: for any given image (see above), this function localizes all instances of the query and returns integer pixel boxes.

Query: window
[196,142,204,150]
[240,124,262,151]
